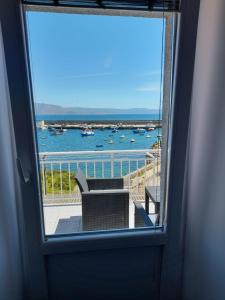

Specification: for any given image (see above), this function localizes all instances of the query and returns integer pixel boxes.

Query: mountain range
[35,103,159,115]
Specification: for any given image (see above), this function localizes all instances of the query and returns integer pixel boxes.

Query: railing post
[42,155,47,197]
[111,153,114,178]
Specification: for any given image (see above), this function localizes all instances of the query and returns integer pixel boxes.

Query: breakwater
[38,119,162,130]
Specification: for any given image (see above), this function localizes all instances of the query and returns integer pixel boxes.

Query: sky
[26,12,164,109]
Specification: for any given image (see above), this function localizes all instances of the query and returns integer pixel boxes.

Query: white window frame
[24,4,174,236]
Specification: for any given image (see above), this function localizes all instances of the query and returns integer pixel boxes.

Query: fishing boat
[133,128,145,134]
[130,139,135,143]
[81,129,95,136]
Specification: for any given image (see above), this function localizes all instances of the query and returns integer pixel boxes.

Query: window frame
[24,5,174,240]
[0,0,200,299]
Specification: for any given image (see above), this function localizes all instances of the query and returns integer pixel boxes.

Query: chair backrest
[75,168,89,193]
[82,191,129,231]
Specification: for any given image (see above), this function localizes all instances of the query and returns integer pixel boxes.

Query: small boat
[108,140,114,144]
[51,129,62,136]
[147,127,155,131]
[133,128,146,134]
[120,135,125,139]
[146,135,151,138]
[81,129,95,136]
[157,134,162,138]
[130,139,135,143]
[112,129,118,133]
[96,144,103,148]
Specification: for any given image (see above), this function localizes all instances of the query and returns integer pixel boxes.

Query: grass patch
[41,170,76,195]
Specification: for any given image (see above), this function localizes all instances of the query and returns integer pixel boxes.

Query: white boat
[108,140,114,144]
[133,128,146,134]
[130,139,135,143]
[112,128,119,133]
[146,135,151,138]
[51,130,62,136]
[120,135,125,139]
[81,129,95,136]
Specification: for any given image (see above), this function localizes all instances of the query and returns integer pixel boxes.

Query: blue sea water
[36,114,161,153]
[36,114,161,177]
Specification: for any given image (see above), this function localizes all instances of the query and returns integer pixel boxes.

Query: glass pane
[25,10,174,236]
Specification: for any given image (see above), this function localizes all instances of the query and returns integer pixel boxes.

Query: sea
[36,114,161,153]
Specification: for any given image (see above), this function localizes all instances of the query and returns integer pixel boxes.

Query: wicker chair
[76,168,129,231]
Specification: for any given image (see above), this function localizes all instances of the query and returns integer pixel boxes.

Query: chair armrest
[87,178,124,190]
[134,201,153,228]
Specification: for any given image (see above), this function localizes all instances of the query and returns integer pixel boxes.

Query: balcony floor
[43,200,156,235]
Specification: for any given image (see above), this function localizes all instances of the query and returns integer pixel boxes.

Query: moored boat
[108,139,114,144]
[133,128,145,134]
[81,129,95,136]
[112,128,118,133]
[147,127,155,131]
[51,129,62,136]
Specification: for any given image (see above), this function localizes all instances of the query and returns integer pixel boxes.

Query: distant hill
[35,103,159,115]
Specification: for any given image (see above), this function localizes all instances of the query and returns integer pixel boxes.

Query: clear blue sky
[26,12,164,109]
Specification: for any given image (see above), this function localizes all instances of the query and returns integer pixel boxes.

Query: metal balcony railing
[39,149,161,203]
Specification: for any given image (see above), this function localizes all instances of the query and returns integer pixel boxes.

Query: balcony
[39,149,162,235]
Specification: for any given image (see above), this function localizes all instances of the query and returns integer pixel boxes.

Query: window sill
[41,227,167,255]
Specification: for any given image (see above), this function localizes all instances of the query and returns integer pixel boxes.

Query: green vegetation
[41,170,76,195]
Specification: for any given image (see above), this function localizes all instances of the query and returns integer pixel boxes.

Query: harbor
[36,119,162,130]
